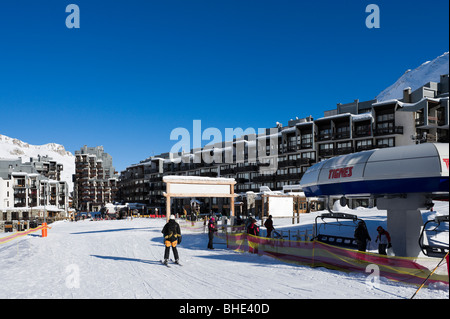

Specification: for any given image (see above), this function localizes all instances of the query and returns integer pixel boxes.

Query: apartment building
[73,146,119,212]
[119,74,449,214]
[0,157,69,224]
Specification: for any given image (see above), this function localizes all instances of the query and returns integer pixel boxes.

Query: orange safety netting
[0,224,49,245]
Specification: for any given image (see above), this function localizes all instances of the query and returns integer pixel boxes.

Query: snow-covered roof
[351,112,373,122]
[315,112,352,122]
[372,97,444,109]
[163,175,235,183]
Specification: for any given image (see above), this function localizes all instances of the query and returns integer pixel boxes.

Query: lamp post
[42,181,48,238]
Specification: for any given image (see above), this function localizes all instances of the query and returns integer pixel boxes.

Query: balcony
[317,132,332,141]
[353,127,372,138]
[416,115,446,128]
[356,144,376,152]
[220,168,235,175]
[235,164,258,173]
[335,147,354,155]
[318,149,334,157]
[278,158,310,168]
[252,174,276,183]
[199,172,218,178]
[374,126,403,136]
[333,131,351,140]
[14,191,26,198]
[280,145,298,153]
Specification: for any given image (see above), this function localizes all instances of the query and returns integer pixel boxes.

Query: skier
[247,218,260,236]
[207,217,217,249]
[375,226,391,255]
[264,215,274,238]
[354,220,371,252]
[161,215,181,265]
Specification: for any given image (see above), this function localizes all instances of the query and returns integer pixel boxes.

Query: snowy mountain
[376,52,449,102]
[0,134,75,193]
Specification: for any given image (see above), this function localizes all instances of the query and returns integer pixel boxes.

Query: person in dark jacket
[264,215,274,238]
[207,217,218,249]
[354,220,371,252]
[161,215,181,264]
[247,218,260,236]
[247,218,260,254]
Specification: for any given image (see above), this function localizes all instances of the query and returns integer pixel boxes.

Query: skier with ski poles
[161,215,182,265]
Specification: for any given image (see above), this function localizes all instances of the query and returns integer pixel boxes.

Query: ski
[170,259,182,266]
[160,260,170,267]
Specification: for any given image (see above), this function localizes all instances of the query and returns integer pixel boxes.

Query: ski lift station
[300,143,449,257]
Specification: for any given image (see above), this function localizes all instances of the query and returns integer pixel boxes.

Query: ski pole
[410,251,449,299]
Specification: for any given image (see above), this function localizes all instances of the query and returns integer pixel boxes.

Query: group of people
[161,214,393,263]
[354,221,392,255]
[206,214,263,249]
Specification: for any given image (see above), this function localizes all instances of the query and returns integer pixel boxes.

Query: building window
[301,151,315,160]
[356,139,373,151]
[335,126,350,139]
[376,113,394,122]
[319,143,334,157]
[300,133,313,148]
[318,128,332,141]
[336,141,353,155]
[376,138,394,148]
[355,124,372,137]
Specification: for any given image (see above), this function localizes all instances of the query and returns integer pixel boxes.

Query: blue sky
[0,0,448,172]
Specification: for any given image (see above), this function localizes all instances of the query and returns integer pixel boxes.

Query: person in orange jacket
[375,226,391,255]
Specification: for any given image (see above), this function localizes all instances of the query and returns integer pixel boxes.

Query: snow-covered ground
[0,202,448,299]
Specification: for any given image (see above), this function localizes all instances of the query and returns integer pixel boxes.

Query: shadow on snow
[71,227,157,235]
[90,254,162,265]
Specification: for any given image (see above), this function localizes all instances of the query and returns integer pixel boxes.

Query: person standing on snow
[207,217,217,249]
[375,226,391,255]
[354,220,371,252]
[161,215,182,265]
[264,215,274,238]
[247,218,260,237]
[247,218,260,254]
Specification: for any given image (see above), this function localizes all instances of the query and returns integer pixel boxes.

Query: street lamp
[42,181,48,238]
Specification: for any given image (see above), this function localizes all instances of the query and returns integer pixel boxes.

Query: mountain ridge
[376,52,449,101]
[0,134,75,192]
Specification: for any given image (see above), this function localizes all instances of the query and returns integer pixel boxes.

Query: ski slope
[0,205,448,299]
